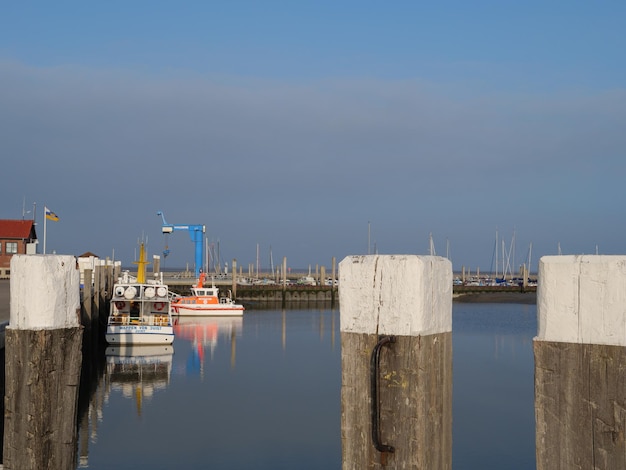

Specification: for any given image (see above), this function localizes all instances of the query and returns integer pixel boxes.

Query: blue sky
[1,1,625,274]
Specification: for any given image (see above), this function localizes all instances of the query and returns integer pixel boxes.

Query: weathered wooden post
[82,268,93,336]
[3,255,83,470]
[94,263,105,340]
[340,254,452,469]
[331,256,337,307]
[153,253,160,274]
[232,258,237,299]
[535,255,626,469]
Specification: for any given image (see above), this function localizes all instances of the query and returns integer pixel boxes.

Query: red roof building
[0,219,38,278]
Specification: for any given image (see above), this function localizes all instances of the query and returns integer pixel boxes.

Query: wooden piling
[331,256,337,306]
[535,255,626,470]
[95,265,104,339]
[153,254,160,274]
[232,258,237,299]
[82,268,93,334]
[340,255,452,469]
[3,255,83,470]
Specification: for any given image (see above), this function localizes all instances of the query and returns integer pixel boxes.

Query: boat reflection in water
[104,345,174,415]
[173,316,243,377]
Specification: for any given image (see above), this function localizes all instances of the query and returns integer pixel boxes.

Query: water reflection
[72,304,536,470]
[173,316,242,377]
[104,345,174,415]
[452,303,537,470]
[76,308,341,470]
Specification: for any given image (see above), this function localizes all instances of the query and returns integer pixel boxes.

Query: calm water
[76,303,537,469]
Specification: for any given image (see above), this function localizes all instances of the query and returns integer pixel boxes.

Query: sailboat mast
[217,240,221,273]
[205,237,209,274]
[494,229,498,280]
[256,243,260,278]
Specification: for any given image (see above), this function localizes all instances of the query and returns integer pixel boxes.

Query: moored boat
[106,243,175,345]
[171,273,244,316]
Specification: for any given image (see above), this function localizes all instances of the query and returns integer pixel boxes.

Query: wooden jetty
[1,254,115,470]
[166,276,535,306]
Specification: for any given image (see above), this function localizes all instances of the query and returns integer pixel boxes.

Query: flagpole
[43,206,47,254]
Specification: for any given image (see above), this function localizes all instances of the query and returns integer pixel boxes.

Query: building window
[6,242,18,254]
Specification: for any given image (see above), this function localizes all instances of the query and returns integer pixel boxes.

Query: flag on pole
[45,206,59,222]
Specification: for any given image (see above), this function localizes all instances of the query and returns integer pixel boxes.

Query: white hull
[106,245,175,346]
[105,344,174,358]
[171,273,245,317]
[171,305,244,317]
[106,325,174,345]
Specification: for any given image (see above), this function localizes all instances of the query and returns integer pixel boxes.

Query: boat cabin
[192,287,218,297]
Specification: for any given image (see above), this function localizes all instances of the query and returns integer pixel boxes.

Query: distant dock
[0,277,538,341]
[165,276,537,305]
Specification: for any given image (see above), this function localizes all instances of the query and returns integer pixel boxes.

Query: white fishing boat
[171,273,244,316]
[106,243,175,345]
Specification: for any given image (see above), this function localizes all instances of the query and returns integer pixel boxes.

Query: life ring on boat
[154,302,165,311]
[115,301,126,310]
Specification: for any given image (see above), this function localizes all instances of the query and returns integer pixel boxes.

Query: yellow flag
[45,206,59,221]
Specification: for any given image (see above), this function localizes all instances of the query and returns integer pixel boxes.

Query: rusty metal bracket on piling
[370,335,396,453]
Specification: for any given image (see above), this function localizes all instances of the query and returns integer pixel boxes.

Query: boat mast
[217,240,221,273]
[429,233,436,256]
[494,229,498,280]
[256,243,260,279]
[205,237,209,274]
[502,238,506,281]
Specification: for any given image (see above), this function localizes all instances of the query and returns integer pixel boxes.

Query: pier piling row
[339,254,452,470]
[3,255,83,470]
[535,255,626,470]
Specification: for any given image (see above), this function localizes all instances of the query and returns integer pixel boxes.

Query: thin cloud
[1,60,624,269]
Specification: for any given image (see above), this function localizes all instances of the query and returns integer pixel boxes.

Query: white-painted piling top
[537,255,626,346]
[339,255,452,336]
[9,255,81,330]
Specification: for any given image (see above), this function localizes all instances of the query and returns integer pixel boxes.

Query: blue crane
[157,211,205,278]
